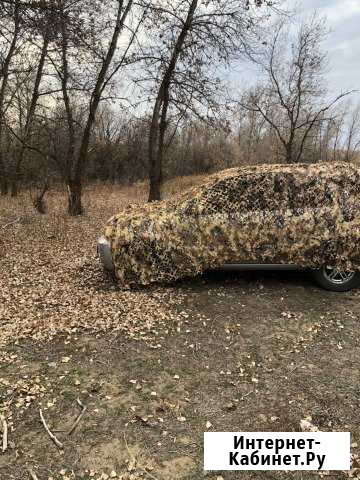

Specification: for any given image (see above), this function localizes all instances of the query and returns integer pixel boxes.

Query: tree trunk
[0,154,8,195]
[148,157,162,201]
[148,87,170,202]
[148,169,162,201]
[148,95,163,202]
[285,142,294,163]
[10,175,19,197]
[0,177,8,196]
[9,155,22,197]
[67,179,83,216]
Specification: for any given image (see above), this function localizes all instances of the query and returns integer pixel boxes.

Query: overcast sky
[291,0,360,95]
[234,0,360,100]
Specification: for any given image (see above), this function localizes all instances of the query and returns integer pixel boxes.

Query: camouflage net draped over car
[104,162,360,288]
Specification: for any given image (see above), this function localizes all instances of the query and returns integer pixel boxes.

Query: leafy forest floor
[1,179,360,480]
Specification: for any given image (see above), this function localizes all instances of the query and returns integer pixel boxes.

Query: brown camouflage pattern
[104,162,360,288]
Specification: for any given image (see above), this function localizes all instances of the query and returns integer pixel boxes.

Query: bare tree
[51,0,144,215]
[241,14,353,164]
[237,92,269,163]
[144,0,276,201]
[345,102,360,162]
[146,0,198,202]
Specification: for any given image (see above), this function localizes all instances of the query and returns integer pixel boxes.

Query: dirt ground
[1,181,360,480]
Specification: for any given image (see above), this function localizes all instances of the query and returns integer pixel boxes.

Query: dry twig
[139,467,160,480]
[68,398,87,436]
[0,414,8,453]
[1,217,20,229]
[289,364,302,374]
[240,391,254,401]
[27,467,39,480]
[123,433,132,458]
[39,409,63,449]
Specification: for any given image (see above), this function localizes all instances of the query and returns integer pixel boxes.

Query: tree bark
[67,178,83,216]
[285,144,293,163]
[148,95,163,201]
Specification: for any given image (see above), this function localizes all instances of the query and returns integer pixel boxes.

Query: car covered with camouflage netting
[98,162,360,291]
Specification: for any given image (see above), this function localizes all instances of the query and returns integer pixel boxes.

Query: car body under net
[104,162,360,289]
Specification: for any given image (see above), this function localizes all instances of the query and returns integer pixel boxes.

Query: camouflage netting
[104,162,360,288]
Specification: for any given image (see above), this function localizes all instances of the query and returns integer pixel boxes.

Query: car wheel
[313,266,360,292]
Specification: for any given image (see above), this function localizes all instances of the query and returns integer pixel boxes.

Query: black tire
[312,266,360,292]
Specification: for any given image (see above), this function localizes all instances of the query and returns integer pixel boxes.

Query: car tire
[312,266,360,292]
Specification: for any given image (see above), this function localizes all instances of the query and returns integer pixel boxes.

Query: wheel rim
[323,266,355,285]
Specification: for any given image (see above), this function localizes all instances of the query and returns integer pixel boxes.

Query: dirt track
[2,269,360,479]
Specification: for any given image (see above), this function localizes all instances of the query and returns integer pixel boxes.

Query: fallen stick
[39,409,63,450]
[1,217,21,229]
[68,398,87,436]
[139,467,160,480]
[289,364,302,374]
[240,391,253,401]
[0,414,8,453]
[27,467,39,480]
